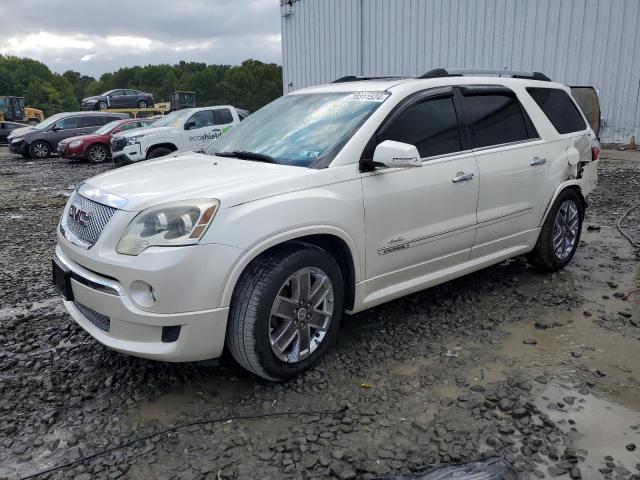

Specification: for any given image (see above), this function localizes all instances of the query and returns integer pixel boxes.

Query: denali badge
[68,205,92,226]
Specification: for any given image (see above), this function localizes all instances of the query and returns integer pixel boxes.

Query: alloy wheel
[552,199,579,259]
[88,145,107,163]
[269,267,334,363]
[32,143,48,158]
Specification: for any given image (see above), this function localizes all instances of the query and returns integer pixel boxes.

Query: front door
[362,89,479,299]
[182,109,223,151]
[459,87,550,258]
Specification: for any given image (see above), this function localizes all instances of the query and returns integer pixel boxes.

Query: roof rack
[331,75,407,83]
[418,68,551,81]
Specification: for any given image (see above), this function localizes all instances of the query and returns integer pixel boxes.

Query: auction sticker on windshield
[344,92,389,102]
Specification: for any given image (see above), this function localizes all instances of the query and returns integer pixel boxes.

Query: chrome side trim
[473,138,542,153]
[378,222,476,255]
[78,183,128,209]
[55,250,125,297]
[477,207,533,226]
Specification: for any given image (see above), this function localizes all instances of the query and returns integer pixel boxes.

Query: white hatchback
[53,69,600,380]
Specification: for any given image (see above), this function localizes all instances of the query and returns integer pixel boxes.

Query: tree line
[0,55,283,116]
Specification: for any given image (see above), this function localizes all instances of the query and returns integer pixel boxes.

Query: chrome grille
[111,137,127,153]
[61,192,116,249]
[73,301,110,332]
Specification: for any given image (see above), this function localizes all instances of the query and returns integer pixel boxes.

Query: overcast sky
[0,0,282,78]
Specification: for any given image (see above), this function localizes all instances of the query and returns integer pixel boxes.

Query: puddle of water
[136,376,252,425]
[499,307,640,411]
[536,382,640,477]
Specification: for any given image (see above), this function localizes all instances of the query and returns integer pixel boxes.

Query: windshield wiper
[214,150,277,164]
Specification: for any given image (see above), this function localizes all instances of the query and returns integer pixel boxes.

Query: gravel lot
[0,147,639,480]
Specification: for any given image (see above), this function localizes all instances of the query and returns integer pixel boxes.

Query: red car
[57,118,155,163]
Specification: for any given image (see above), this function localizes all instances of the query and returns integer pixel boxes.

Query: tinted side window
[378,97,462,158]
[527,87,587,134]
[187,110,214,129]
[106,115,124,123]
[213,108,234,125]
[464,94,532,148]
[55,117,82,130]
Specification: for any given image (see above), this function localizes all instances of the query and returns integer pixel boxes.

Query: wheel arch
[146,143,178,157]
[29,138,52,155]
[220,227,361,311]
[539,181,586,227]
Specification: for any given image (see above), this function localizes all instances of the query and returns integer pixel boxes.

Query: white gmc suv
[110,106,243,165]
[53,69,600,381]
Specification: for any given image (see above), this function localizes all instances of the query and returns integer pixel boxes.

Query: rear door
[461,86,551,259]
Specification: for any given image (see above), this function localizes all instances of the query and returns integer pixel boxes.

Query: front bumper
[58,143,87,160]
[112,144,144,165]
[9,140,26,155]
[54,239,241,362]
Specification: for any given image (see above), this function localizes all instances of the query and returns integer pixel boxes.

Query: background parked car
[9,112,127,159]
[57,118,156,163]
[0,121,25,144]
[110,105,241,164]
[82,89,155,110]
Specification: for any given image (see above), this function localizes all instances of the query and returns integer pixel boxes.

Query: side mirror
[373,140,423,168]
[51,125,61,132]
[184,121,196,130]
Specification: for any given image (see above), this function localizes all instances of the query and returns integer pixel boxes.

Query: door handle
[452,172,474,183]
[530,157,547,166]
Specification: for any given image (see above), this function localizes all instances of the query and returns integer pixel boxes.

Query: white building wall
[281,0,640,144]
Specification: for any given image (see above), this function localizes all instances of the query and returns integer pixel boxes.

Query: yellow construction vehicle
[0,96,45,124]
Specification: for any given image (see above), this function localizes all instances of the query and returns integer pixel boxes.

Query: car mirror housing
[184,121,196,131]
[373,140,423,168]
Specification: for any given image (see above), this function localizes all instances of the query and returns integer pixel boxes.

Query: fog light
[130,280,155,308]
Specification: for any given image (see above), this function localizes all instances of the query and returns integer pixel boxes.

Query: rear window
[465,94,533,148]
[527,88,587,134]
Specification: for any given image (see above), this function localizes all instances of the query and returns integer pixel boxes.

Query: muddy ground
[0,147,638,480]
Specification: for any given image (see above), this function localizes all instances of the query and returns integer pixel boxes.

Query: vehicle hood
[8,126,36,140]
[115,125,174,139]
[59,133,101,145]
[83,152,317,211]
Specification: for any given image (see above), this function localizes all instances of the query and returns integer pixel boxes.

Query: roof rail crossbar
[418,68,551,81]
[332,75,407,83]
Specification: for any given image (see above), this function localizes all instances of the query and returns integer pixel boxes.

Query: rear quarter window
[526,87,587,134]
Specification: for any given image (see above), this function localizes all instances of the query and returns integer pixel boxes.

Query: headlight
[69,140,83,148]
[116,199,219,256]
[126,135,143,146]
[10,137,24,144]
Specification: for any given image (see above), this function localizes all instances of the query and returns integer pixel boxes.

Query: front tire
[29,141,51,159]
[146,147,173,159]
[528,189,584,271]
[227,245,344,381]
[87,144,108,163]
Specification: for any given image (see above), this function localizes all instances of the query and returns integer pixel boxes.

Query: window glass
[213,108,234,125]
[527,87,587,134]
[78,116,103,128]
[379,96,462,158]
[53,117,82,130]
[205,91,388,168]
[126,90,138,96]
[120,122,140,131]
[465,94,531,148]
[187,110,214,129]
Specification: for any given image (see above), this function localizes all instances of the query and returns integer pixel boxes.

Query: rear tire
[87,144,108,163]
[226,244,344,381]
[528,189,584,271]
[146,147,173,159]
[137,100,148,108]
[29,141,51,159]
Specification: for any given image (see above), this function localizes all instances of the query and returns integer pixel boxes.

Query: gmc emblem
[68,205,91,226]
